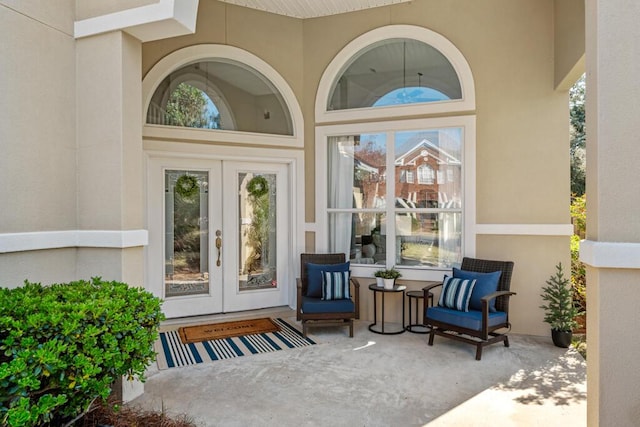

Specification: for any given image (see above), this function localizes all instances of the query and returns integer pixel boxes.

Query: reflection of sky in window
[205,97,219,117]
[358,133,386,151]
[374,87,449,107]
[395,128,462,158]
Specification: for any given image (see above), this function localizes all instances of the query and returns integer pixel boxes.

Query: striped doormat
[155,318,315,369]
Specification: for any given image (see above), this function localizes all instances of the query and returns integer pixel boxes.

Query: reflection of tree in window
[165,82,221,129]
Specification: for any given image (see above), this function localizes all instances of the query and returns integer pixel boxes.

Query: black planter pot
[551,329,573,348]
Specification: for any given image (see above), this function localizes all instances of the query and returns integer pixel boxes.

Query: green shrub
[571,234,587,312]
[0,278,165,426]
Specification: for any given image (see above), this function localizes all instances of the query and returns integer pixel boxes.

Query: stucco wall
[0,1,78,287]
[75,0,159,21]
[554,0,585,90]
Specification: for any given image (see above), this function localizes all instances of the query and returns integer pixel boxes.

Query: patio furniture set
[297,253,515,360]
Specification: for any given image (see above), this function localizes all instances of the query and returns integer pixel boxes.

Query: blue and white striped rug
[155,318,315,369]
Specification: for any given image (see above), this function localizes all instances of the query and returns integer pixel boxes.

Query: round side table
[405,290,433,334]
[368,283,406,335]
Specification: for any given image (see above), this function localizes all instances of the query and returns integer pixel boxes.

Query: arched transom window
[328,38,462,111]
[148,59,293,136]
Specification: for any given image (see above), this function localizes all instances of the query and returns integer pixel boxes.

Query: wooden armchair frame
[296,253,360,337]
[423,257,515,360]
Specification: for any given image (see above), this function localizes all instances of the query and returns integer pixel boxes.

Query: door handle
[215,230,222,267]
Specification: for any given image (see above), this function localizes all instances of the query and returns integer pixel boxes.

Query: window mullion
[386,130,396,268]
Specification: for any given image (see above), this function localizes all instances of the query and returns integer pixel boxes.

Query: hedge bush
[0,278,165,426]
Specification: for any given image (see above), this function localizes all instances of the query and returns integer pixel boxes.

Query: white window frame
[315,25,476,125]
[142,44,304,148]
[406,170,415,184]
[315,117,476,281]
[314,25,476,281]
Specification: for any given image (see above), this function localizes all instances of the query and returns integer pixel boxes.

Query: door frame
[144,139,305,318]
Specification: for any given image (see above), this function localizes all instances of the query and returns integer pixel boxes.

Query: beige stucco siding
[0,4,77,234]
[554,0,585,90]
[2,0,75,35]
[75,0,159,21]
[1,2,147,288]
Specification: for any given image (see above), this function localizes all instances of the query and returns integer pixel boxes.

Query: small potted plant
[540,263,583,348]
[375,268,402,290]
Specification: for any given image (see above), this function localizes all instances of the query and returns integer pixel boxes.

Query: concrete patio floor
[131,315,586,426]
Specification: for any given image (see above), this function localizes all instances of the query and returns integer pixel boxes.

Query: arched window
[147,59,293,136]
[328,38,461,111]
[315,26,476,279]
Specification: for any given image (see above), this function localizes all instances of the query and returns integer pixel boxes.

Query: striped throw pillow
[321,270,351,300]
[438,275,477,312]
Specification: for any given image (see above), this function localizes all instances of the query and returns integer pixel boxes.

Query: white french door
[147,157,290,318]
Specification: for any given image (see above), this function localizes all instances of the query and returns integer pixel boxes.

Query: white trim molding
[0,230,149,254]
[74,0,199,42]
[475,224,574,236]
[580,240,640,269]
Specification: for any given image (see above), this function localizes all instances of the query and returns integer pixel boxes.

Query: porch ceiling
[217,0,411,19]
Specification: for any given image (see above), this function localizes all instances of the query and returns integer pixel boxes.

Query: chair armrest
[423,282,441,306]
[480,290,516,338]
[350,277,361,319]
[422,281,442,292]
[480,290,515,303]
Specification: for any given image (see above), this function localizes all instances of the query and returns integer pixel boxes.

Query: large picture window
[326,127,463,269]
[315,26,475,278]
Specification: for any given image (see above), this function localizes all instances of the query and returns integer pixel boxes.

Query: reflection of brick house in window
[395,136,461,208]
[352,133,461,211]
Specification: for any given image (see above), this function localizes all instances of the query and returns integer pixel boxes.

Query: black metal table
[368,283,406,335]
[405,289,434,334]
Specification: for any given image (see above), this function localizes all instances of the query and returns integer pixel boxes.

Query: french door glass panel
[165,170,210,297]
[238,172,278,291]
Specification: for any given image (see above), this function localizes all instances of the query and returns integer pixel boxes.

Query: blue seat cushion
[306,262,350,298]
[426,306,507,331]
[301,296,355,314]
[453,268,502,312]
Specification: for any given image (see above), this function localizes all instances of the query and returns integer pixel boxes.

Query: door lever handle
[215,230,222,267]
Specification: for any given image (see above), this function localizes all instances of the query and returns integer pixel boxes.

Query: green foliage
[571,235,587,314]
[540,263,583,332]
[570,194,586,237]
[570,195,587,314]
[165,82,220,129]
[0,279,165,426]
[570,74,586,197]
[374,268,402,279]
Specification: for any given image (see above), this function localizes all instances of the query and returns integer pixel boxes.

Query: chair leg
[504,336,510,347]
[428,328,435,346]
[475,345,482,361]
[302,322,308,338]
[349,319,354,337]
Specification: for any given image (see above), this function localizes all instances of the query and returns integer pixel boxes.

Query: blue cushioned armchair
[423,257,515,360]
[296,253,360,337]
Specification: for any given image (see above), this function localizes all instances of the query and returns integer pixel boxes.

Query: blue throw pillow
[306,262,350,298]
[322,270,351,300]
[453,268,502,312]
[438,275,476,312]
